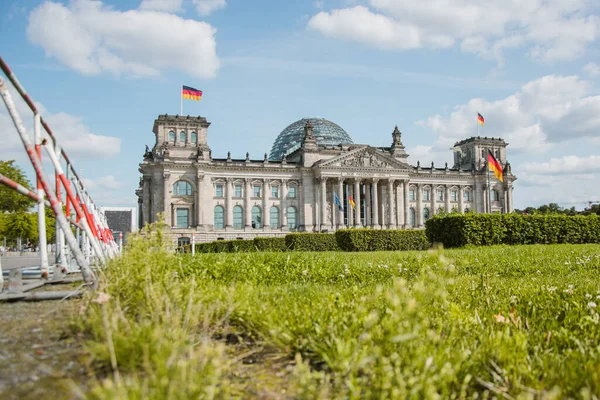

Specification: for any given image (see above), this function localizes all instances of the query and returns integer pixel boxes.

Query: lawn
[81,227,600,399]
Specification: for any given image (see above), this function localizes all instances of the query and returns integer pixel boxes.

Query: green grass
[80,224,600,399]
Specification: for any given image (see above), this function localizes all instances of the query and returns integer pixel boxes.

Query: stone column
[281,180,288,229]
[430,186,435,216]
[337,178,344,229]
[354,179,361,227]
[244,179,252,228]
[320,177,327,231]
[387,179,395,228]
[347,183,353,226]
[142,177,150,226]
[163,172,171,227]
[196,174,204,227]
[226,178,233,228]
[365,182,371,226]
[263,179,270,228]
[372,179,380,228]
[417,184,424,228]
[445,185,451,213]
[483,184,489,213]
[403,180,410,229]
[396,181,404,228]
[458,185,464,214]
[312,178,319,231]
[508,184,513,213]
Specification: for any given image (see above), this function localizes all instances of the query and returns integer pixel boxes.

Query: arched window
[252,206,262,229]
[173,180,192,196]
[287,206,297,229]
[190,131,197,143]
[481,149,485,157]
[233,206,243,229]
[168,131,175,142]
[490,189,498,202]
[496,149,500,159]
[214,206,224,229]
[270,206,279,229]
[409,207,416,227]
[423,207,430,221]
[464,190,471,202]
[179,131,186,143]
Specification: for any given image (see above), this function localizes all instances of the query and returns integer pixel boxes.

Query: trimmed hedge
[426,213,600,248]
[253,237,288,252]
[335,229,430,252]
[285,233,340,251]
[195,239,256,253]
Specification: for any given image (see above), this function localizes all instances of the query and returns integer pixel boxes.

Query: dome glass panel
[269,117,353,161]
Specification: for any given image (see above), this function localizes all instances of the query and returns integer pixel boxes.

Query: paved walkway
[1,254,57,271]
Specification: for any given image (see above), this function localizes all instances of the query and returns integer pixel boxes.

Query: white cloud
[521,155,600,175]
[0,87,120,162]
[314,1,324,10]
[584,62,600,77]
[139,0,183,12]
[192,0,226,16]
[419,74,600,154]
[27,0,220,79]
[308,0,600,63]
[82,175,124,190]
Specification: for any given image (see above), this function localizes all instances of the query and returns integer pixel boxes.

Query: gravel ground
[0,283,91,400]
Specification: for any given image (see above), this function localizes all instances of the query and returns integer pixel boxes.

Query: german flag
[487,150,503,182]
[182,85,202,101]
[477,113,485,126]
[348,195,356,209]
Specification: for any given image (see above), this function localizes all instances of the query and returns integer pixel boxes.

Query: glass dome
[269,117,353,161]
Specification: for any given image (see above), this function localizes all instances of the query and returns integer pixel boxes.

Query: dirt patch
[0,284,91,400]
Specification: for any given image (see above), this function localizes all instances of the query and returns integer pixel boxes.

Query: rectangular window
[464,191,471,201]
[423,190,430,201]
[253,185,261,197]
[176,208,188,228]
[409,189,415,201]
[451,190,457,201]
[437,190,444,201]
[234,184,242,197]
[215,184,224,197]
[288,187,296,198]
[271,186,279,198]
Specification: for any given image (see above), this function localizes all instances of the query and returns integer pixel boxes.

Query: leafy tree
[0,160,35,213]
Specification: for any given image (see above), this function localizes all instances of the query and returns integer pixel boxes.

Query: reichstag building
[137,114,516,243]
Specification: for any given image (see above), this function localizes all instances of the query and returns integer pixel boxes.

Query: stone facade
[136,115,517,243]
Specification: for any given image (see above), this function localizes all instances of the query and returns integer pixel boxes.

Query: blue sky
[1,0,600,210]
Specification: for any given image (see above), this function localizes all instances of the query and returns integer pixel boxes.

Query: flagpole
[180,84,183,116]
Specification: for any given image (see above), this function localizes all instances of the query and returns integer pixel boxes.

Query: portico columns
[196,174,203,226]
[388,179,395,228]
[337,178,344,229]
[281,180,288,229]
[225,178,233,228]
[417,183,424,228]
[354,179,361,227]
[458,185,464,214]
[262,179,269,228]
[396,180,404,228]
[163,172,171,226]
[365,183,371,226]
[142,177,150,226]
[403,180,411,229]
[244,179,252,228]
[445,185,451,213]
[507,184,513,213]
[372,179,380,228]
[320,177,327,231]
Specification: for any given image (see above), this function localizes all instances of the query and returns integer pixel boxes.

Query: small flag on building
[477,113,485,126]
[487,150,503,182]
[348,195,356,209]
[182,85,203,101]
[334,192,344,211]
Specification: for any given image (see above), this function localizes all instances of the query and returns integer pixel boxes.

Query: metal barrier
[0,56,121,300]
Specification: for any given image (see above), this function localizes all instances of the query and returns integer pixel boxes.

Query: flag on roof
[182,85,202,101]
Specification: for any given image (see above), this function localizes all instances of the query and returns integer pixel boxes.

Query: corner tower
[152,114,211,161]
[453,136,508,171]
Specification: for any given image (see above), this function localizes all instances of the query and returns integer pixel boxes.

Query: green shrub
[253,236,288,252]
[335,229,430,252]
[426,213,600,247]
[195,239,256,253]
[285,232,340,251]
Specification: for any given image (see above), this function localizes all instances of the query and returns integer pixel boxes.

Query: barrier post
[119,232,123,253]
[34,113,49,278]
[0,77,95,286]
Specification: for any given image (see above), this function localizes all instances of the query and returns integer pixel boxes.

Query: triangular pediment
[315,146,409,170]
